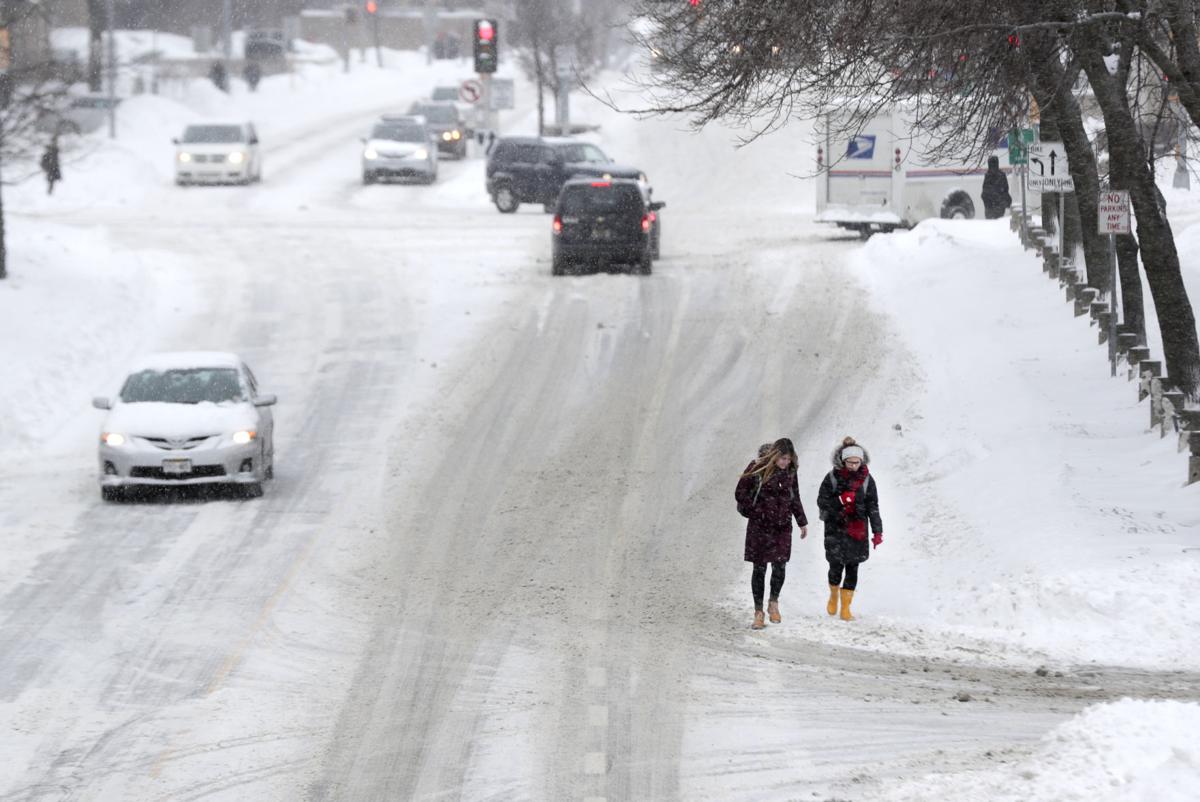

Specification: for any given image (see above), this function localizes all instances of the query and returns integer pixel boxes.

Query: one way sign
[1028,141,1075,192]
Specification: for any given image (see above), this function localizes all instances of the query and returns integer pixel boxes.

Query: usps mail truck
[815,107,1018,236]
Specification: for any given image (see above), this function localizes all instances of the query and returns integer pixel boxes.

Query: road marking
[587,705,608,727]
[587,666,606,688]
[584,752,607,775]
[204,527,320,695]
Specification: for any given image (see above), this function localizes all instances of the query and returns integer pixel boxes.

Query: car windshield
[181,125,245,144]
[410,105,457,124]
[431,88,458,102]
[559,184,644,215]
[120,368,245,404]
[372,123,426,142]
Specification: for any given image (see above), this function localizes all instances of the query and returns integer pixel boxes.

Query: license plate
[162,459,192,475]
[592,229,611,241]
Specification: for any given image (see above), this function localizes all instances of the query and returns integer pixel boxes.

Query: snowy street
[2,43,1199,802]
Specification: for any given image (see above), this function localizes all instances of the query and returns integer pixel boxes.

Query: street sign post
[1008,128,1035,165]
[1098,189,1131,377]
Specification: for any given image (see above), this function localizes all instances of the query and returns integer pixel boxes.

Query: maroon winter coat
[736,461,808,563]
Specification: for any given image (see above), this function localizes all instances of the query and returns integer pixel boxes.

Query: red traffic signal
[477,19,495,42]
[366,0,377,12]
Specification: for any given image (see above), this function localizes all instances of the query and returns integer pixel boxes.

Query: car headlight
[178,152,192,163]
[413,147,428,159]
[102,432,125,447]
[451,129,462,140]
[228,151,245,165]
[232,430,256,445]
[364,147,379,160]
[442,131,452,141]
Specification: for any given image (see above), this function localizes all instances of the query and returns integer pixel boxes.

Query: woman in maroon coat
[735,438,809,630]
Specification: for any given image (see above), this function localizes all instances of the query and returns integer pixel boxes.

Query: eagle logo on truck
[846,135,876,159]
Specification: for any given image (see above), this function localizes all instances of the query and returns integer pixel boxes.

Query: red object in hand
[872,532,883,549]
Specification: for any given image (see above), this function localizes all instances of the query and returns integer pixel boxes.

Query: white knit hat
[841,445,865,461]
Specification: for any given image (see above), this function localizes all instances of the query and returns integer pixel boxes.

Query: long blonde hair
[742,437,798,485]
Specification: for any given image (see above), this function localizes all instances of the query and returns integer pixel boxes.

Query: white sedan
[174,122,262,185]
[92,352,276,501]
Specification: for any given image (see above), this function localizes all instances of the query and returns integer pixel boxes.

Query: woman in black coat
[735,438,808,630]
[816,437,884,621]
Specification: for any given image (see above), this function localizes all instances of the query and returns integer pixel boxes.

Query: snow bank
[882,699,1200,801]
[843,219,1200,670]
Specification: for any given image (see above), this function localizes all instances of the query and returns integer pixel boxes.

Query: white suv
[174,122,262,186]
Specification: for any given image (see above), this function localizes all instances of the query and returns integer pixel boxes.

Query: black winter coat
[816,467,883,565]
[736,462,808,564]
[981,169,1012,218]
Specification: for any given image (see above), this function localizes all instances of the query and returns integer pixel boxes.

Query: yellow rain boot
[752,610,766,630]
[839,588,855,621]
[826,584,840,616]
[768,599,781,624]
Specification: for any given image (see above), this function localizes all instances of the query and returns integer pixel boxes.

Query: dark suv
[551,178,665,275]
[408,101,467,159]
[486,136,646,213]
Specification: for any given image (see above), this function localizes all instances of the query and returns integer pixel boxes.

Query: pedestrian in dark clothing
[209,62,229,92]
[40,137,62,195]
[244,61,262,92]
[981,155,1012,219]
[817,437,884,621]
[735,437,809,630]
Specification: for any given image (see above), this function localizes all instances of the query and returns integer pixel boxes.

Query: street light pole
[105,0,116,138]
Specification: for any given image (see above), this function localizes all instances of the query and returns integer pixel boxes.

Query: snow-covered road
[2,57,1199,801]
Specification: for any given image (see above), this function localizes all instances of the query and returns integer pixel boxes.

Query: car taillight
[641,214,651,233]
[648,211,657,222]
[591,181,611,187]
[553,215,563,234]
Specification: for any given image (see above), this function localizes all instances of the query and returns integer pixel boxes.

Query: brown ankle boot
[752,609,766,630]
[767,599,781,624]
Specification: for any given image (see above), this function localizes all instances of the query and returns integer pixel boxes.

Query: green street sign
[1008,128,1036,165]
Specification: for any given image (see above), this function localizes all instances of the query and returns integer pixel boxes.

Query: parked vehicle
[174,122,262,186]
[486,136,648,214]
[362,117,438,184]
[37,94,120,135]
[408,101,468,159]
[814,106,1018,236]
[92,352,277,501]
[551,178,664,276]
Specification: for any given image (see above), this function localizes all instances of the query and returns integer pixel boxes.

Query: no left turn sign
[460,79,483,104]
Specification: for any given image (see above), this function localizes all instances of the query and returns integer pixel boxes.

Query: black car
[408,101,467,158]
[486,136,647,214]
[551,178,665,276]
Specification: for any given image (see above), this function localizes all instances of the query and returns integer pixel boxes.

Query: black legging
[827,560,860,591]
[751,561,787,609]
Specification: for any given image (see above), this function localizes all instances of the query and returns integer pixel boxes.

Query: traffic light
[365,1,377,13]
[474,18,497,74]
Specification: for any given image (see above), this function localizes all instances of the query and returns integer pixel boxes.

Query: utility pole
[105,0,116,138]
[222,0,233,63]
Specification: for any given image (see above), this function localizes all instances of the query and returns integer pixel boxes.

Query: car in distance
[408,100,468,159]
[486,136,647,214]
[37,93,121,135]
[93,352,277,501]
[174,122,262,185]
[551,178,665,276]
[362,117,438,184]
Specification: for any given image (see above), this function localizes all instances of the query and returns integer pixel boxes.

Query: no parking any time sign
[1098,190,1131,235]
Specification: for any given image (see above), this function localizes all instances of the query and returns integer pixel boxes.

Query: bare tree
[510,0,601,134]
[629,0,1200,398]
[1,1,71,280]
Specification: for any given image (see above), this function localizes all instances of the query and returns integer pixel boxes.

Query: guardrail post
[1180,411,1200,454]
[1188,433,1200,485]
[1137,361,1162,403]
[1096,311,1114,343]
[1160,390,1185,439]
[1075,288,1099,317]
[1125,346,1151,381]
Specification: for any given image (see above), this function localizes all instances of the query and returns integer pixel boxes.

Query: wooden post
[1137,361,1162,402]
[1075,288,1099,317]
[1116,333,1141,355]
[1089,301,1108,324]
[1161,390,1185,438]
[1188,432,1200,486]
[1149,377,1165,428]
[1126,346,1151,381]
[1179,411,1200,454]
[1097,311,1114,343]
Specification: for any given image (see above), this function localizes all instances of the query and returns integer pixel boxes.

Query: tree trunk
[0,173,6,281]
[1115,233,1147,342]
[1040,63,1110,292]
[532,27,545,136]
[1082,41,1200,399]
[87,0,105,93]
